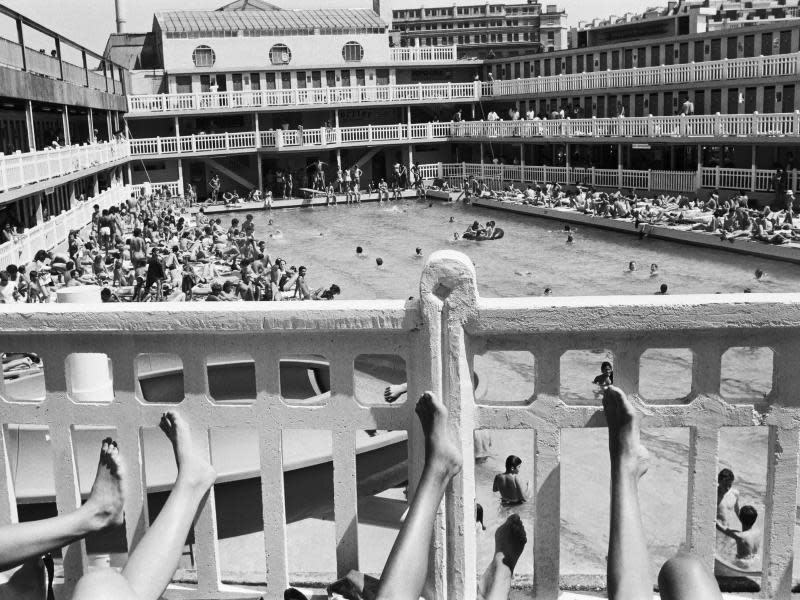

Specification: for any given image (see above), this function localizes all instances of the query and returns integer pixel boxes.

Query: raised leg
[477,514,527,600]
[658,554,722,600]
[73,412,216,600]
[604,385,652,600]
[375,392,462,600]
[0,438,124,572]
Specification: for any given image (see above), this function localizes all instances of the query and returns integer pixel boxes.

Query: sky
[2,0,657,53]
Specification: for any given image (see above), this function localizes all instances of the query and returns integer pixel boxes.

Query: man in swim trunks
[493,455,530,505]
[717,505,761,568]
[716,468,741,530]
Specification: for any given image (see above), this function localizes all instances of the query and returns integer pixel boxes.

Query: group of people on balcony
[460,172,800,247]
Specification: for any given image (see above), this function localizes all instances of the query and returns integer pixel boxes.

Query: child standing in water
[493,455,531,505]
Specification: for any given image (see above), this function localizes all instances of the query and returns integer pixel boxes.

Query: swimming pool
[229,200,793,582]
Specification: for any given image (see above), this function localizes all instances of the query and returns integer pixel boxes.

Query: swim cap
[376,258,383,266]
[356,246,363,254]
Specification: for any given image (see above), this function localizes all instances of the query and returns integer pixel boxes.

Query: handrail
[127,51,800,114]
[0,252,797,598]
[127,113,800,159]
[0,141,131,194]
[0,183,128,270]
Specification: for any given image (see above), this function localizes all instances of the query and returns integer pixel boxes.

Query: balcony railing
[389,44,458,62]
[126,51,800,115]
[128,112,800,159]
[0,183,128,270]
[0,252,798,598]
[0,141,131,194]
[433,161,796,194]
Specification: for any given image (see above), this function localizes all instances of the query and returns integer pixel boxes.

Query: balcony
[1,251,798,598]
[128,112,800,160]
[0,141,131,195]
[126,51,800,116]
[389,44,459,63]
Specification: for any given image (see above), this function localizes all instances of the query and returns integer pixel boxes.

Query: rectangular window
[726,37,738,59]
[232,73,243,91]
[356,69,366,86]
[296,71,307,88]
[175,75,192,94]
[200,75,211,93]
[250,73,260,90]
[762,32,773,56]
[311,71,321,88]
[265,72,276,90]
[665,44,674,65]
[651,45,660,66]
[376,69,389,85]
[281,72,291,89]
[341,70,351,86]
[325,70,336,87]
[694,40,704,63]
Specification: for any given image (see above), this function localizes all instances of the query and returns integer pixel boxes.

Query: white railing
[127,51,800,115]
[129,181,181,198]
[0,252,798,599]
[389,44,459,63]
[0,183,128,270]
[0,141,131,194]
[430,162,793,194]
[129,113,800,159]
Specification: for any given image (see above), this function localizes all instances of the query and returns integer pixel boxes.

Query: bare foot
[159,412,216,491]
[602,386,649,480]
[84,437,125,530]
[384,383,407,403]
[494,514,527,572]
[415,392,461,477]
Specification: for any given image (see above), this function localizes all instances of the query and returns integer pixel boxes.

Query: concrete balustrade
[0,251,798,598]
[127,51,800,115]
[0,141,131,194]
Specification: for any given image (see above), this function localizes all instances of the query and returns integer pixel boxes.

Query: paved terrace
[1,251,798,599]
[126,51,800,115]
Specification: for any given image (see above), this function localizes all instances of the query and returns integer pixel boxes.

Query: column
[106,112,113,139]
[177,158,184,196]
[407,105,412,127]
[519,143,524,169]
[334,109,340,129]
[618,143,624,189]
[92,174,99,197]
[751,144,758,193]
[34,193,43,226]
[68,182,77,209]
[408,144,414,168]
[336,148,342,170]
[62,105,71,145]
[471,102,476,119]
[174,116,180,139]
[25,101,36,151]
[254,112,261,149]
[87,108,95,143]
[256,155,263,191]
[565,142,571,173]
[126,162,132,185]
[480,142,484,165]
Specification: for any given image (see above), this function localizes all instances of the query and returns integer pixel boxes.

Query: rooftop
[154,9,387,35]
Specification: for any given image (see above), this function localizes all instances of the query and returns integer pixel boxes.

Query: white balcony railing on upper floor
[1,253,799,598]
[389,44,459,63]
[128,112,800,159]
[126,51,800,115]
[0,183,128,270]
[0,141,131,194]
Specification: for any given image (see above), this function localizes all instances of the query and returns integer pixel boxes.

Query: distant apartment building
[390,1,567,59]
[570,0,800,49]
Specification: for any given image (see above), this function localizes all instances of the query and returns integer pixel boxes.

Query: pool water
[230,201,798,582]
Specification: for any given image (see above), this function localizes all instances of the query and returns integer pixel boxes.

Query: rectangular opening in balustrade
[283,429,336,582]
[717,426,767,594]
[473,351,535,406]
[721,347,773,406]
[209,426,267,582]
[354,354,407,407]
[356,428,408,578]
[7,424,52,529]
[560,349,615,405]
[135,353,184,404]
[639,348,693,404]
[475,428,534,587]
[560,427,688,585]
[280,355,330,406]
[66,353,114,403]
[206,352,256,404]
[1,351,45,402]
[140,422,203,585]
[73,426,128,560]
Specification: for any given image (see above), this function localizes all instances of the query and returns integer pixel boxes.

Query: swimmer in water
[376,257,383,266]
[356,246,365,258]
[567,233,574,243]
[415,247,422,257]
[268,219,274,226]
[628,261,637,272]
[453,232,460,241]
[449,216,455,223]
[650,263,659,277]
[755,268,765,280]
[493,455,530,505]
[544,287,552,296]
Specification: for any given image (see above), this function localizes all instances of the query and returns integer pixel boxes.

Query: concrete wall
[161,33,390,72]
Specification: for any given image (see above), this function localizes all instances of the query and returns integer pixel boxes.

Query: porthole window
[192,45,216,67]
[342,41,365,62]
[270,44,292,65]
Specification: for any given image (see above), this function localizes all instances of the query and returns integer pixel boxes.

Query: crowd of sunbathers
[0,191,341,304]
[454,173,800,246]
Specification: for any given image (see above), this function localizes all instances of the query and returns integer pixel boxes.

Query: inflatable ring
[223,192,234,202]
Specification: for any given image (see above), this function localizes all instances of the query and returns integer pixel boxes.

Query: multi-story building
[390,1,567,59]
[0,4,129,243]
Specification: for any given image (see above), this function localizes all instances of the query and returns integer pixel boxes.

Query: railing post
[592,116,597,138]
[447,81,452,100]
[758,55,764,77]
[752,111,759,137]
[647,169,652,192]
[715,165,720,190]
[721,57,729,81]
[275,129,284,150]
[679,113,687,138]
[191,134,197,153]
[751,162,757,193]
[696,164,703,191]
[647,114,654,138]
[427,122,433,140]
[462,161,466,179]
[161,96,167,112]
[417,82,423,101]
[368,124,373,142]
[156,137,162,155]
[591,166,596,187]
[225,132,230,150]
